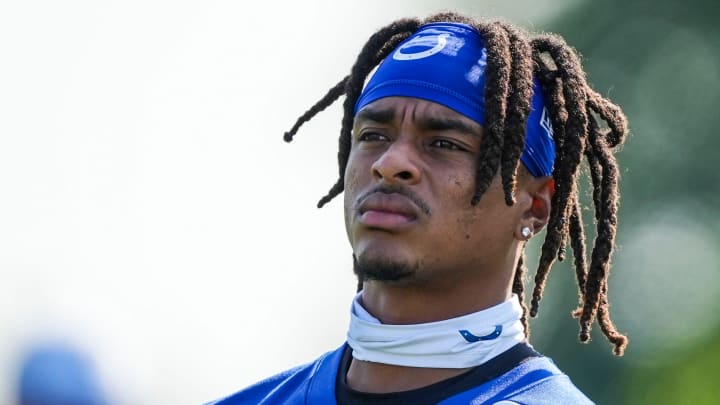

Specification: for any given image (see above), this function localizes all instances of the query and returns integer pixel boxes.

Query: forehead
[354,96,482,130]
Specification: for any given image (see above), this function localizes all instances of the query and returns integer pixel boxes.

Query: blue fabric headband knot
[354,22,555,177]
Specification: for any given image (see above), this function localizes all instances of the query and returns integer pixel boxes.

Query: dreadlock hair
[283,12,629,356]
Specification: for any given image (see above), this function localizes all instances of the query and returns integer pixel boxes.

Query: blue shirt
[206,343,593,405]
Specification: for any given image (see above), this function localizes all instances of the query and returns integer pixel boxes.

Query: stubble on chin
[352,254,419,283]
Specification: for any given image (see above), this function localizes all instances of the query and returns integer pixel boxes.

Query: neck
[357,242,521,324]
[346,282,511,394]
[345,292,522,393]
[360,272,513,325]
[346,250,523,393]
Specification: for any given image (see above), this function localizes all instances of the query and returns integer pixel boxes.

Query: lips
[357,192,421,229]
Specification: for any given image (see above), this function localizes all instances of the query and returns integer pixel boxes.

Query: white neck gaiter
[347,293,526,369]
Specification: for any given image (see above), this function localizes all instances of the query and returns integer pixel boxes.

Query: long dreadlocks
[283,12,629,356]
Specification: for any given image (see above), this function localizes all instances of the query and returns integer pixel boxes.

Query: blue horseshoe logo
[459,325,503,342]
[393,33,450,61]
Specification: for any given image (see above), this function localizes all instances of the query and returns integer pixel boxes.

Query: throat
[360,278,513,325]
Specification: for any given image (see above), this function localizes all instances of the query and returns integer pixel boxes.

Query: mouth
[356,192,421,230]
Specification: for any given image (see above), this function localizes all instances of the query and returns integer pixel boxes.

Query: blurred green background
[1,0,718,403]
[507,0,720,403]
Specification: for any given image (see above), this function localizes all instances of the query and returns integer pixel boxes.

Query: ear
[529,177,554,232]
[516,177,554,240]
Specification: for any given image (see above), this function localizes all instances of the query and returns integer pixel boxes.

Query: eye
[358,131,388,142]
[430,139,465,151]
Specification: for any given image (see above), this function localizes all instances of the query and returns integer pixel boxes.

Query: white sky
[0,1,591,403]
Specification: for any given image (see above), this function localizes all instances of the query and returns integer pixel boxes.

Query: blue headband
[354,22,555,177]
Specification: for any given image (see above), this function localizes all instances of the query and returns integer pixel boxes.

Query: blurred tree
[554,0,720,217]
[621,332,720,403]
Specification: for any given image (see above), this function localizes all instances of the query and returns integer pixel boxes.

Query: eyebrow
[417,116,482,137]
[354,107,395,125]
[354,106,482,138]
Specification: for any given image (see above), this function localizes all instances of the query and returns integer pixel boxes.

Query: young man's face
[344,96,528,286]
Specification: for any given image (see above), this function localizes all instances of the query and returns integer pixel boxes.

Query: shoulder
[204,363,313,405]
[498,357,594,404]
[204,345,346,405]
[441,356,594,405]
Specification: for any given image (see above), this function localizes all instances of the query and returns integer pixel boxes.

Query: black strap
[335,342,541,405]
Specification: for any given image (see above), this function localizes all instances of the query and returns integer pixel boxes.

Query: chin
[353,253,418,282]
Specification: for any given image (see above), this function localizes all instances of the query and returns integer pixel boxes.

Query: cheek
[441,175,478,221]
[343,156,367,235]
[343,150,366,193]
[430,175,480,240]
[456,208,484,243]
[344,166,361,194]
[442,177,511,242]
[343,162,362,213]
[442,171,476,200]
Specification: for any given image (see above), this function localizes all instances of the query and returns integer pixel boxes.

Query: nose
[370,141,421,185]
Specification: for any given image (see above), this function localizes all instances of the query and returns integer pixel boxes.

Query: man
[209,12,628,404]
